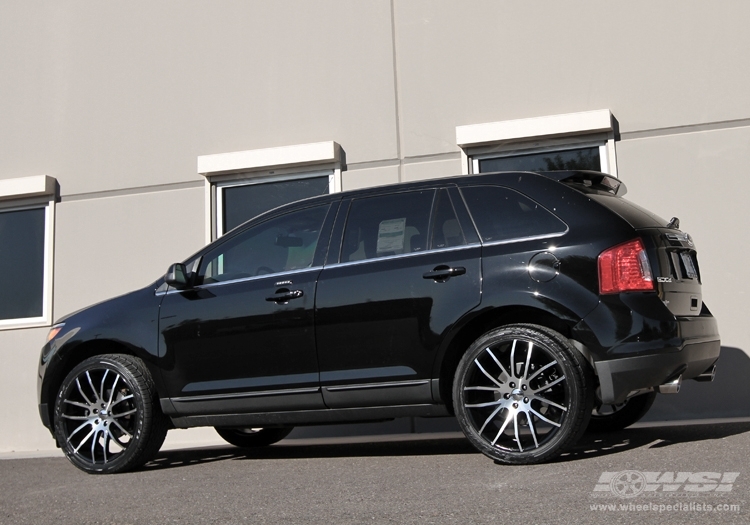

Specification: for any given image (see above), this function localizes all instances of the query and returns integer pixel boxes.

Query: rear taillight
[598,238,654,294]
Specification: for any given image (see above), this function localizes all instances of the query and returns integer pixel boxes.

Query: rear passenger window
[342,190,434,262]
[461,186,567,243]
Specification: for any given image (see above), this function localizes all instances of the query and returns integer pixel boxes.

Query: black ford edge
[37,170,720,473]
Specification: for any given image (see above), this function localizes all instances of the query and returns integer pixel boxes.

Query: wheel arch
[435,305,579,413]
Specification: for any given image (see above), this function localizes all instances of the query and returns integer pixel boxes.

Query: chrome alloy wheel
[454,324,592,464]
[59,367,138,465]
[462,339,569,452]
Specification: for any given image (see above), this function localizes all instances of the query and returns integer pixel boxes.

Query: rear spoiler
[537,170,627,196]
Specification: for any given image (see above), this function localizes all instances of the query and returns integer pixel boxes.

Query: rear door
[314,188,481,408]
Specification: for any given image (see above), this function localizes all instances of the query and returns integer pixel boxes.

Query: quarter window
[430,190,465,250]
[461,186,567,243]
[198,205,329,284]
[341,191,435,263]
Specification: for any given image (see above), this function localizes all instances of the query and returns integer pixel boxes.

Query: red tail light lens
[598,239,654,294]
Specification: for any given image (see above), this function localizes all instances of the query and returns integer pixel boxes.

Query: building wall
[1,1,748,452]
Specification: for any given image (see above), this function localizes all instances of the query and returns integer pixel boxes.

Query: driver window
[199,205,329,284]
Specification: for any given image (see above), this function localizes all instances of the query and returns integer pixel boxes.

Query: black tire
[588,391,657,433]
[53,354,168,474]
[453,324,594,464]
[215,427,294,448]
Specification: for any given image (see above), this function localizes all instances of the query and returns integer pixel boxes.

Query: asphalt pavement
[2,421,750,525]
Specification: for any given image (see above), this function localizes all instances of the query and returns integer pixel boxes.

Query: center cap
[511,389,524,401]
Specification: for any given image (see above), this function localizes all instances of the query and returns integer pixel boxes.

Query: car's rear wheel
[453,324,593,464]
[588,391,657,433]
[54,354,168,474]
[215,427,294,448]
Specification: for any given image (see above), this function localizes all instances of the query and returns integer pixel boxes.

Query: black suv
[38,170,720,473]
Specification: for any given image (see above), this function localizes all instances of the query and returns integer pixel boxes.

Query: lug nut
[512,403,518,408]
[504,393,510,399]
[510,382,515,388]
[524,397,529,403]
[522,385,527,390]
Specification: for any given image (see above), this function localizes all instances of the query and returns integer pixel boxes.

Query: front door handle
[423,266,466,281]
[265,289,304,303]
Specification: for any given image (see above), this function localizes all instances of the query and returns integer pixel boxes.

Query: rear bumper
[574,297,721,404]
[594,338,720,404]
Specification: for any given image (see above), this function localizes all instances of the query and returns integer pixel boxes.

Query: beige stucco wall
[0,1,748,453]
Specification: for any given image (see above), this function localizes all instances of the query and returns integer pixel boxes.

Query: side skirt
[168,404,451,429]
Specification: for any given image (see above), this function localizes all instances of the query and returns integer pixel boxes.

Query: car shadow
[555,420,750,462]
[142,420,750,472]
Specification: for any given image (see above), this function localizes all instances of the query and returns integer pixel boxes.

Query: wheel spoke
[111,408,137,418]
[509,340,517,378]
[85,371,99,402]
[529,407,562,428]
[107,374,120,406]
[513,412,523,452]
[76,378,93,405]
[72,427,96,454]
[533,375,565,394]
[527,412,539,448]
[63,399,90,410]
[110,394,134,408]
[90,428,99,462]
[485,348,511,380]
[533,394,568,412]
[478,403,506,435]
[67,420,92,442]
[99,369,109,402]
[527,361,555,382]
[61,414,89,421]
[111,419,132,439]
[465,399,504,409]
[474,359,504,389]
[523,343,534,380]
[490,411,513,446]
[464,386,503,392]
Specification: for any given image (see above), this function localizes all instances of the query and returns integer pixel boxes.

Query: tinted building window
[341,190,434,263]
[478,146,601,173]
[200,205,329,284]
[0,208,45,320]
[461,186,567,243]
[221,176,329,234]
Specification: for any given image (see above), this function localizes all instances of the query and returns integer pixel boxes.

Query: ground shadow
[142,421,750,472]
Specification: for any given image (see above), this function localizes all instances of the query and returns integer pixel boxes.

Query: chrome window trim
[171,386,321,403]
[157,265,323,296]
[479,228,569,248]
[327,243,481,270]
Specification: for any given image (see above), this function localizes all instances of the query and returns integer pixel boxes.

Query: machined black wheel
[215,427,294,448]
[54,354,168,474]
[588,391,657,433]
[454,324,593,464]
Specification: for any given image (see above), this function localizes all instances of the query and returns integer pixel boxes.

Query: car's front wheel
[453,324,593,464]
[53,354,168,474]
[215,427,294,448]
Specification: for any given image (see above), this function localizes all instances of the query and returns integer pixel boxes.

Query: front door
[158,204,332,416]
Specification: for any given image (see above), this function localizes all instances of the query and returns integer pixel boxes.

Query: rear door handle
[423,266,466,281]
[265,289,304,303]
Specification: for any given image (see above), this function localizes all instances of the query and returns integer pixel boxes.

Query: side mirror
[165,263,189,289]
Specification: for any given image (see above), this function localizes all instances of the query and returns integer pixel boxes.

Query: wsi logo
[594,471,740,498]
